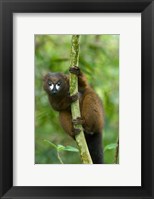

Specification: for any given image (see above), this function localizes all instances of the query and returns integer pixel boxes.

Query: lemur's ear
[42,72,52,81]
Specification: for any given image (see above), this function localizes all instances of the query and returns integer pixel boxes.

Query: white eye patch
[55,84,60,90]
[49,84,54,90]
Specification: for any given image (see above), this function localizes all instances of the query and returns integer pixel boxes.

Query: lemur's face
[47,79,61,94]
[43,72,68,96]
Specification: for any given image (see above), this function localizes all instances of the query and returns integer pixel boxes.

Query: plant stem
[57,151,64,164]
[114,137,119,164]
[69,35,93,164]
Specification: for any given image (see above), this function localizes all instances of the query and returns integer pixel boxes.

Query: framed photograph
[0,0,153,198]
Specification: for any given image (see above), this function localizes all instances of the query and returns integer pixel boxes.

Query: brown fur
[43,69,104,163]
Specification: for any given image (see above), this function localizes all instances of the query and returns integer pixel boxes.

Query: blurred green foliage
[35,35,119,164]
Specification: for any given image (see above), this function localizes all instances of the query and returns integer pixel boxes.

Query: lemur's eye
[57,82,61,86]
[48,81,52,86]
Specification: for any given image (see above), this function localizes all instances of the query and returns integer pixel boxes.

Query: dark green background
[35,35,119,164]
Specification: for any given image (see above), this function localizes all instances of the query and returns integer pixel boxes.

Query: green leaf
[44,140,79,153]
[57,145,79,152]
[44,139,57,150]
[57,144,65,151]
[104,143,117,152]
[63,146,79,152]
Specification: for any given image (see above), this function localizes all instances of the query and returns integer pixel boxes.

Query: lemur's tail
[85,132,103,164]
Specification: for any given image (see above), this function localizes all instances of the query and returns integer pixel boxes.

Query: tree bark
[69,35,93,164]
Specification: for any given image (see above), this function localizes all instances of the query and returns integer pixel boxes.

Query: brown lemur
[43,66,104,164]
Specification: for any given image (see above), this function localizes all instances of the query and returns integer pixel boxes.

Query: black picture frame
[0,0,154,198]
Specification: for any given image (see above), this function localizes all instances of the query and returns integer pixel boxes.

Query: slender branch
[114,137,119,164]
[57,151,64,164]
[69,35,93,164]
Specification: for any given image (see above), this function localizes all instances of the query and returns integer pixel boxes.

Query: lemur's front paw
[72,128,81,136]
[70,93,78,102]
[69,66,80,76]
[72,117,85,125]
